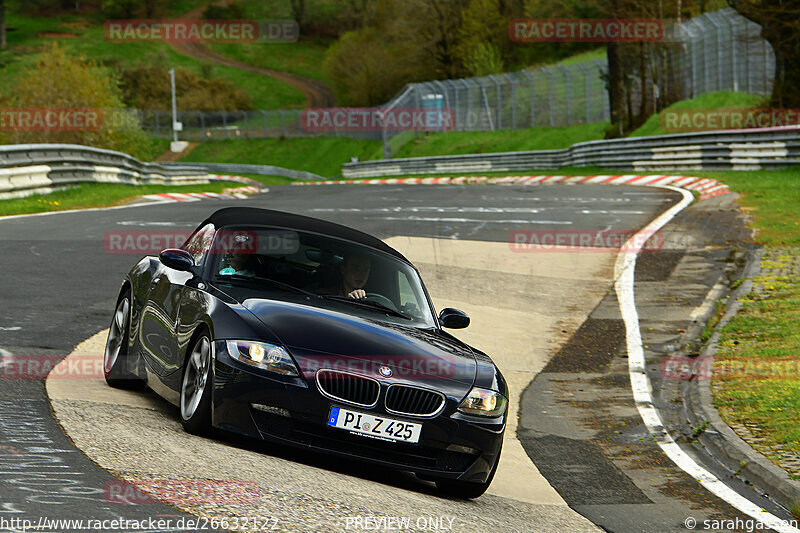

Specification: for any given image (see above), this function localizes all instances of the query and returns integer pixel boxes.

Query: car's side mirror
[438,308,470,329]
[159,249,195,272]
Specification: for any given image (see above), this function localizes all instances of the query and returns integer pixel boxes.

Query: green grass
[393,123,609,158]
[694,169,800,246]
[0,179,287,216]
[712,251,800,456]
[180,137,383,177]
[207,40,331,83]
[630,91,769,137]
[0,13,305,110]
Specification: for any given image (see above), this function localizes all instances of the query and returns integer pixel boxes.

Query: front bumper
[211,342,505,482]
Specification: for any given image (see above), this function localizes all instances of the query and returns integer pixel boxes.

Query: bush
[203,4,246,20]
[0,43,155,159]
[118,63,252,112]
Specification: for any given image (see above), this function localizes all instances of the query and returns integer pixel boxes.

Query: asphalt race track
[0,184,784,532]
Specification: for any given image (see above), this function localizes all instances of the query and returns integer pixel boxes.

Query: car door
[140,224,214,377]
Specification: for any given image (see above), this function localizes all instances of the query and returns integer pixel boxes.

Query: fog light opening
[250,403,291,418]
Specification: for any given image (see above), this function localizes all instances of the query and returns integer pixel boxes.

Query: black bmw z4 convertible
[104,207,508,498]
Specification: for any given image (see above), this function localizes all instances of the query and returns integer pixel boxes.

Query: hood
[241,298,477,388]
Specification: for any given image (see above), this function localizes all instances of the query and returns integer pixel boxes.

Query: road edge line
[616,184,800,533]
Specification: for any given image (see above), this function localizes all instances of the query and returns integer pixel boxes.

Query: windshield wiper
[216,274,317,298]
[322,295,413,320]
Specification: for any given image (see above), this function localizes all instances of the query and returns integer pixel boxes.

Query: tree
[728,0,800,107]
[0,43,152,158]
[290,0,306,29]
[1,0,7,50]
[324,27,418,105]
[455,0,506,75]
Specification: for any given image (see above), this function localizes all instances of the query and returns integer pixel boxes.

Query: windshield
[208,225,435,328]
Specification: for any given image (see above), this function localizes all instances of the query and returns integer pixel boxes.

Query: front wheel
[104,289,143,389]
[180,334,213,435]
[435,449,501,499]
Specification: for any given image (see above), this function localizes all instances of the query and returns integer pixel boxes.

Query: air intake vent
[385,385,445,417]
[316,369,380,408]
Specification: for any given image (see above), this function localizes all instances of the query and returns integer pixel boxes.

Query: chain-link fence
[141,7,774,158]
[138,109,383,141]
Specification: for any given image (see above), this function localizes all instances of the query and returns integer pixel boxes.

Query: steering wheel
[365,293,398,311]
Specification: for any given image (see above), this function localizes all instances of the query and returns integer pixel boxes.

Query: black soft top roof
[203,207,408,262]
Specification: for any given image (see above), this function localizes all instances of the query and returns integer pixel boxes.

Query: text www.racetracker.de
[0,516,280,531]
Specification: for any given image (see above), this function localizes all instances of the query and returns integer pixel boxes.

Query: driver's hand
[347,289,366,299]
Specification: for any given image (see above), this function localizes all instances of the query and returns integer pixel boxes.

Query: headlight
[226,340,299,376]
[457,387,507,417]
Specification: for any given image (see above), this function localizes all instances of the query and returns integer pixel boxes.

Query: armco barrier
[0,144,245,199]
[160,162,325,181]
[342,128,800,178]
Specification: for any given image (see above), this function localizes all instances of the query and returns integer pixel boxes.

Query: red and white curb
[293,174,729,201]
[143,186,261,203]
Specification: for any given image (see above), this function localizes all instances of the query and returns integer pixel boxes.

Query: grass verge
[630,91,769,137]
[0,176,291,217]
[180,137,383,177]
[393,123,609,158]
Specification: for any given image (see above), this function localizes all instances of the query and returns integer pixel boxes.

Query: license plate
[327,406,422,444]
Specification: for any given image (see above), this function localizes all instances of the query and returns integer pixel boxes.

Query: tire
[435,448,501,499]
[104,289,143,389]
[180,333,213,435]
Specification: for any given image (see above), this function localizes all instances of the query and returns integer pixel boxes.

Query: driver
[219,251,256,277]
[318,254,371,299]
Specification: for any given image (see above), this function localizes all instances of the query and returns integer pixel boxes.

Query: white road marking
[0,327,21,331]
[116,221,193,227]
[617,185,800,533]
[0,348,12,370]
[373,216,573,224]
[580,209,646,214]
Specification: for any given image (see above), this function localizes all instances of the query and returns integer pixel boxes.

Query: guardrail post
[200,111,207,139]
[243,111,249,139]
[280,110,287,137]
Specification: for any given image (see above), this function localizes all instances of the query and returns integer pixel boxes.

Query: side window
[182,223,215,265]
[398,271,422,317]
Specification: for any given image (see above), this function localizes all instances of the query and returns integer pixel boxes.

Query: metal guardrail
[342,128,800,178]
[160,162,325,181]
[0,144,222,199]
